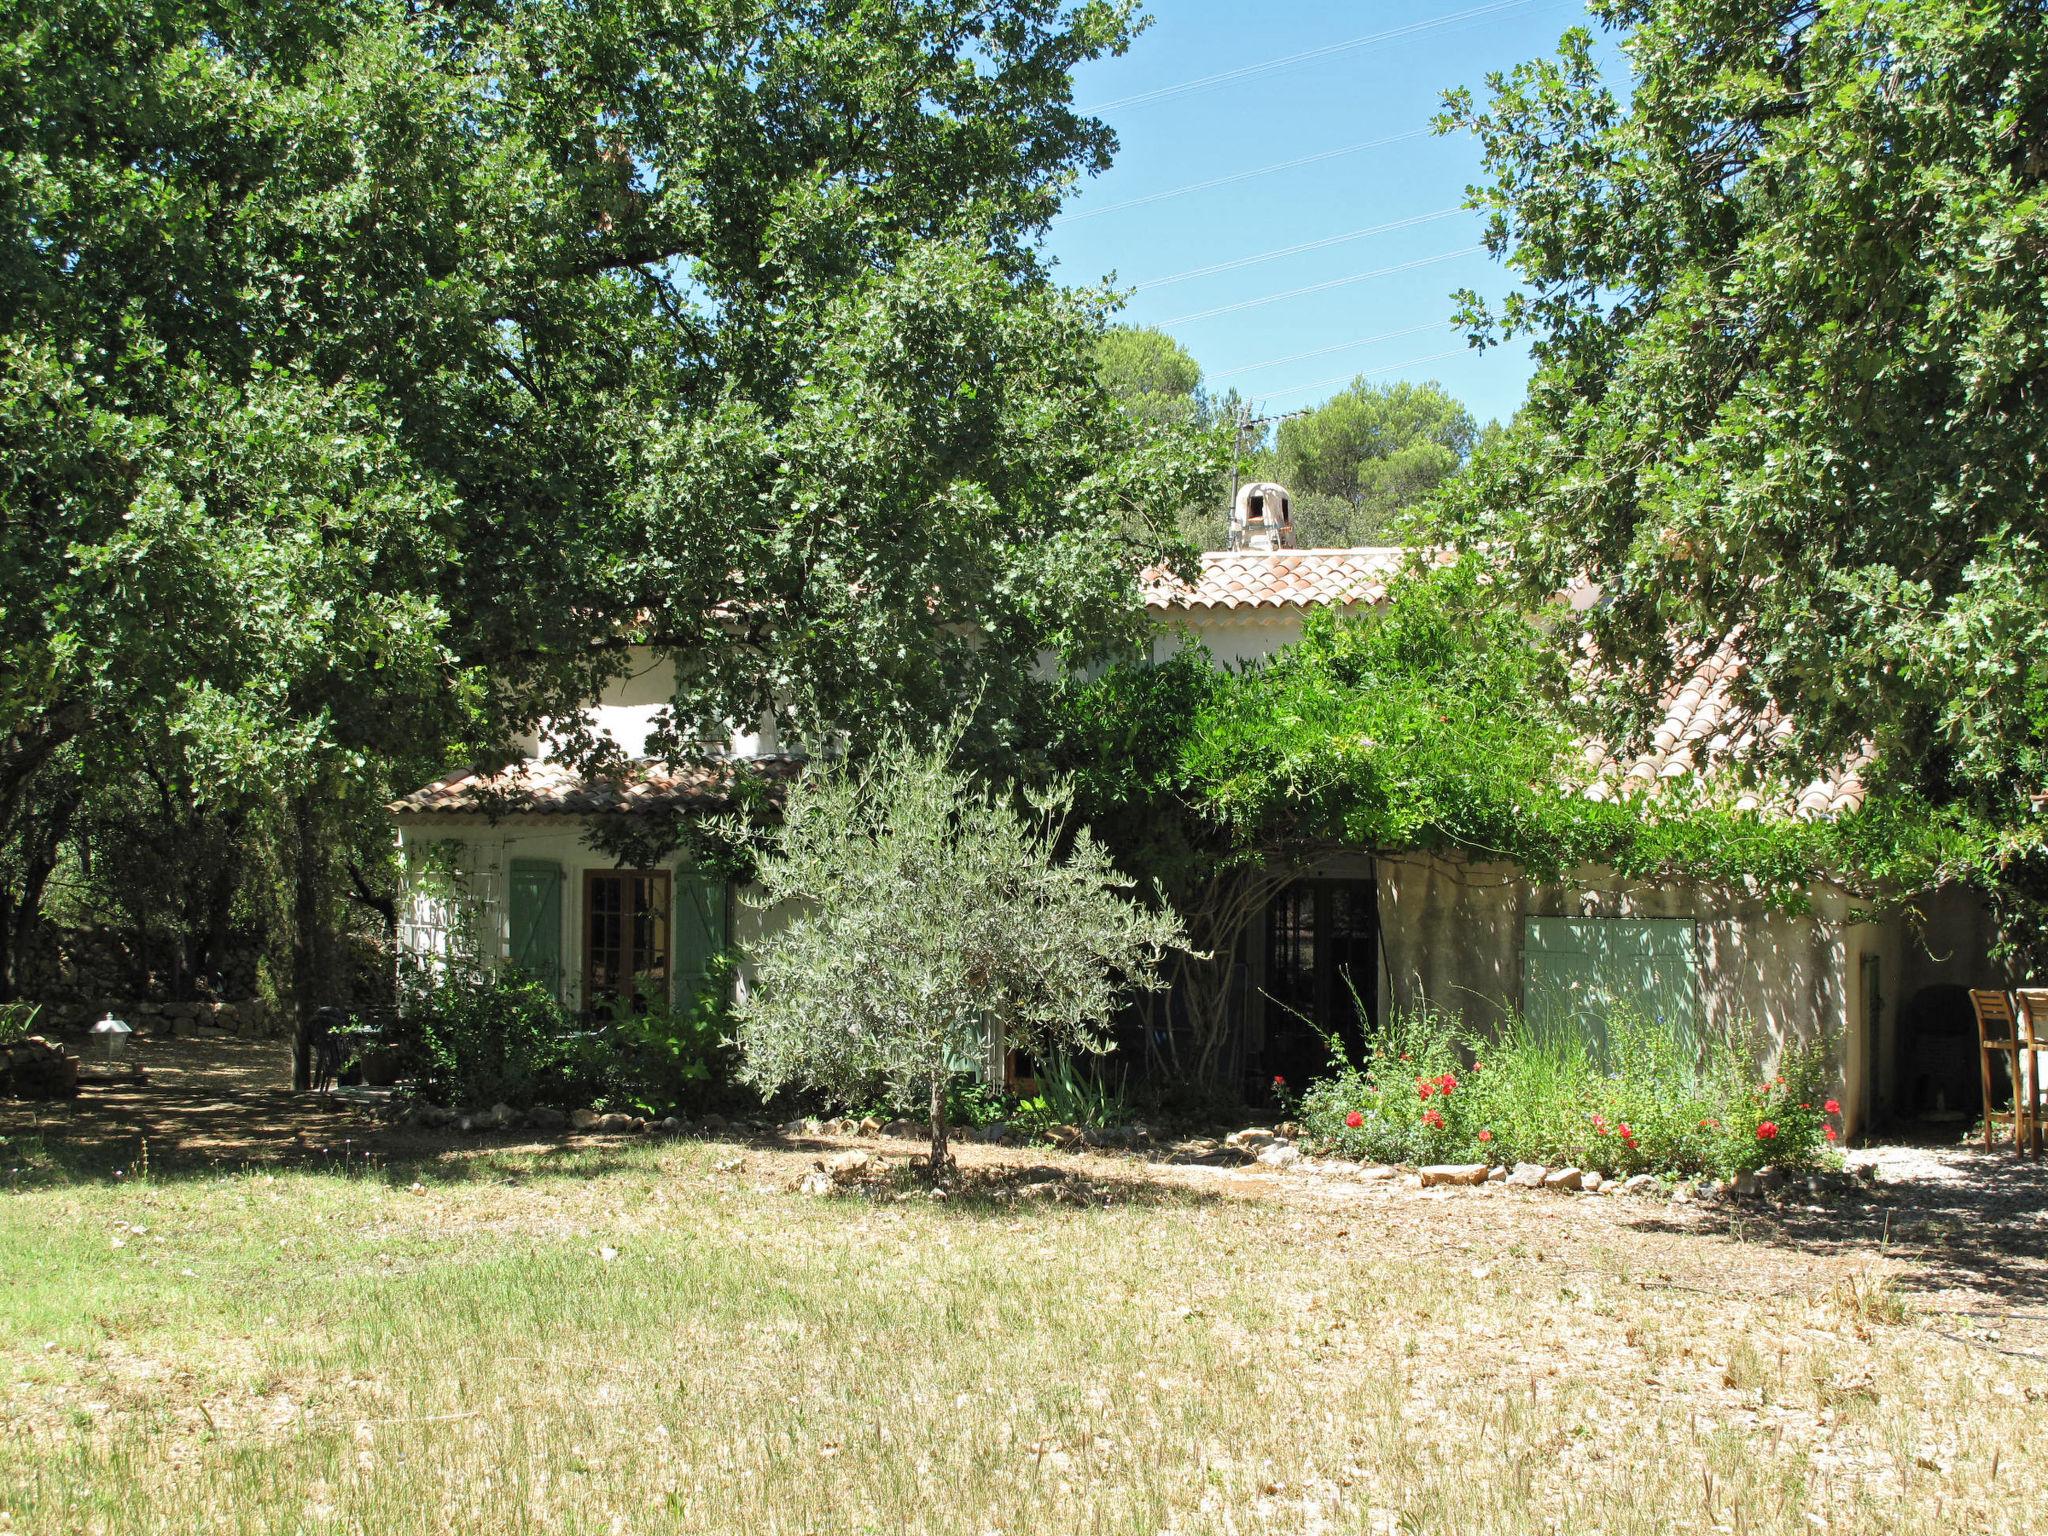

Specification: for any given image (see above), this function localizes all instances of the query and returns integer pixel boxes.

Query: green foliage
[732,728,1184,1168]
[594,959,740,1118]
[0,1002,41,1047]
[1435,0,2048,945]
[851,1071,1018,1130]
[1095,327,1203,425]
[1,0,1216,1001]
[402,966,580,1112]
[1092,326,1237,552]
[1273,379,1476,534]
[1080,561,2011,918]
[1015,1053,1134,1132]
[1299,1005,1844,1179]
[1183,563,1583,866]
[1054,561,2005,1089]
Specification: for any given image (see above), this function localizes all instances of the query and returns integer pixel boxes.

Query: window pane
[631,875,671,995]
[588,874,625,1001]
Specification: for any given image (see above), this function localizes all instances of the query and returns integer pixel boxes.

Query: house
[390,483,2004,1138]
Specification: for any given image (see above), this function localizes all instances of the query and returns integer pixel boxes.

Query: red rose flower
[1437,1074,1457,1095]
[1417,1083,1433,1101]
[1272,1075,1286,1088]
[1422,1107,1445,1129]
[1756,1121,1779,1140]
[1345,1110,1364,1129]
[1477,1129,1493,1143]
[1825,1125,1838,1142]
[1824,1099,1841,1116]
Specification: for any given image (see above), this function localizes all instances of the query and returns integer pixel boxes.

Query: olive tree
[733,734,1185,1174]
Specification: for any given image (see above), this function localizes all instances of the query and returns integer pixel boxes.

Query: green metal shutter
[674,870,729,1012]
[1523,917,1701,1059]
[507,860,564,998]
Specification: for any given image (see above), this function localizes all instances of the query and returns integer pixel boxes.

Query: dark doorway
[1260,877,1377,1088]
[1896,984,1981,1123]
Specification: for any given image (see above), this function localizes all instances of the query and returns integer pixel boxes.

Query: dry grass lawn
[4,1097,2043,1536]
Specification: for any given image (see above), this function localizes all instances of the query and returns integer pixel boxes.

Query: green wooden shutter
[508,860,564,997]
[1523,917,1700,1061]
[674,870,729,1012]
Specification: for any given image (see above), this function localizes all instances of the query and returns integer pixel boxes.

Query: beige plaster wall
[1373,851,1881,1133]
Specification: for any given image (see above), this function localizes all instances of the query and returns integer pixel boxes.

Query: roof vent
[1230,481,1294,552]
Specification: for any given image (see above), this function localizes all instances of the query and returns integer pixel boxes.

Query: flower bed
[1296,1006,1841,1181]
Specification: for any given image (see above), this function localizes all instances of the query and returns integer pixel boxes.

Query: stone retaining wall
[25,996,283,1039]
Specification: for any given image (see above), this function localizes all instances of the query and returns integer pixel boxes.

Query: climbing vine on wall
[1050,561,2039,1083]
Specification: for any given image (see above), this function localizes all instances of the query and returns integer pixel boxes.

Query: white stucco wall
[516,647,780,761]
[1151,609,1350,671]
[394,820,750,1013]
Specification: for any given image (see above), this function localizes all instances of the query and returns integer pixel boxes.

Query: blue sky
[1042,0,1605,429]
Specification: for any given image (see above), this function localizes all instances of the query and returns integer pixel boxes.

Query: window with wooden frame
[583,869,671,1011]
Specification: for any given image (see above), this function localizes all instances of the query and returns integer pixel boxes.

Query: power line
[1208,320,1455,382]
[1157,246,1486,326]
[1131,208,1466,292]
[1051,127,1434,226]
[1252,347,1473,407]
[1083,0,1539,113]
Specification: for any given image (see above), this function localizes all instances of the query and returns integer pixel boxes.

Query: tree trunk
[1,788,78,1002]
[289,791,327,1093]
[927,1068,952,1180]
[191,810,246,988]
[1167,859,1300,1088]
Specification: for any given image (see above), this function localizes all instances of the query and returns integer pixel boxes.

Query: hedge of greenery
[389,960,736,1115]
[1294,1006,1841,1180]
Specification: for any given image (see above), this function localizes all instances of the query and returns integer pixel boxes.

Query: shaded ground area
[1,1030,382,1173]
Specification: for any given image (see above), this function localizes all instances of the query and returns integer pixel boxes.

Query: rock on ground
[1419,1163,1490,1187]
[1,1037,79,1099]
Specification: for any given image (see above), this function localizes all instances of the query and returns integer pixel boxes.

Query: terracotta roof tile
[1575,638,1868,821]
[390,755,802,819]
[1142,548,1411,611]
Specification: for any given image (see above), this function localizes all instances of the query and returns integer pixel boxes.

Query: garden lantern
[91,1014,132,1063]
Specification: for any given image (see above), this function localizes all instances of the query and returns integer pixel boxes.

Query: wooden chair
[1970,989,2027,1151]
[2014,988,2048,1159]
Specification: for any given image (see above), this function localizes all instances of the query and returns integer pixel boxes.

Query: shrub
[1296,1005,1465,1166]
[846,1072,1019,1130]
[1299,1004,1843,1179]
[400,963,578,1109]
[1013,1053,1134,1134]
[595,958,740,1117]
